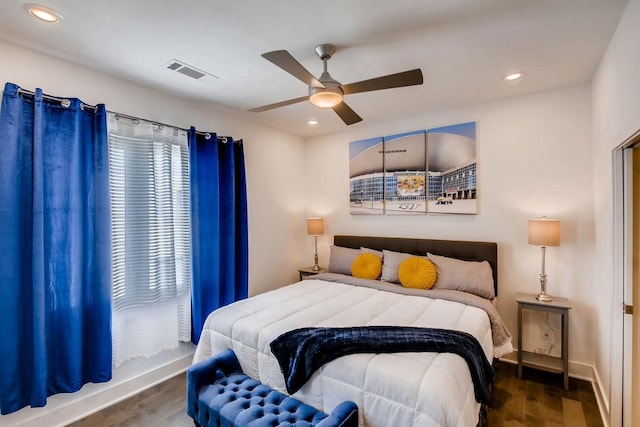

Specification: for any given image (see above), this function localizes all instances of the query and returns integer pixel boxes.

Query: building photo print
[427,121,477,215]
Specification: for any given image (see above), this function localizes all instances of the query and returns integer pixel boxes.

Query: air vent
[163,59,218,83]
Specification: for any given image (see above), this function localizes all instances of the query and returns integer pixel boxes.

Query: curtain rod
[110,111,227,142]
[17,87,97,111]
[16,88,233,142]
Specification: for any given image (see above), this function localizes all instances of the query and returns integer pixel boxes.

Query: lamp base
[536,293,553,302]
[312,238,320,271]
[536,266,552,302]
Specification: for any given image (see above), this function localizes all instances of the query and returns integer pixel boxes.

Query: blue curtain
[0,83,112,415]
[189,129,248,344]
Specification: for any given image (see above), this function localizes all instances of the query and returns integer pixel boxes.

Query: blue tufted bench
[187,348,358,427]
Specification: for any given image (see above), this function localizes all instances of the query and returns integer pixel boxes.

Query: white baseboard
[2,343,195,427]
[592,366,611,427]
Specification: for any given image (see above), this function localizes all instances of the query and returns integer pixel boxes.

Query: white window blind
[107,113,191,367]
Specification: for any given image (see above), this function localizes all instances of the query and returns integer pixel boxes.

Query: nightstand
[516,292,571,390]
[298,266,327,281]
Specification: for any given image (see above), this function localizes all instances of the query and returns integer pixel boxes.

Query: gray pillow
[380,249,420,283]
[328,246,362,275]
[427,252,495,299]
[360,247,383,259]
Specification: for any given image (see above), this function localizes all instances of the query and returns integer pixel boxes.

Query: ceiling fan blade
[248,95,309,113]
[341,69,423,95]
[262,50,324,88]
[332,102,363,125]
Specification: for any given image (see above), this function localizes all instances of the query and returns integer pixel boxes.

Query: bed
[193,235,512,427]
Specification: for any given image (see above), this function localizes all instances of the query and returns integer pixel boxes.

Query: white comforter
[194,279,496,427]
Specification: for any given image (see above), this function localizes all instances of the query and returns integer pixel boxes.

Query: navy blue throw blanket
[270,326,494,404]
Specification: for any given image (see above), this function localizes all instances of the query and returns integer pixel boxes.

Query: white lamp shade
[306,217,324,235]
[528,218,560,246]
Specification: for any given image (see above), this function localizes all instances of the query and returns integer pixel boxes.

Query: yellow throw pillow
[398,257,437,289]
[351,253,382,280]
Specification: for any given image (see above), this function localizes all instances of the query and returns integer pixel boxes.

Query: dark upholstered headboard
[333,235,499,296]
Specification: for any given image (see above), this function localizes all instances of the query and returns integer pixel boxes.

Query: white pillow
[427,252,495,299]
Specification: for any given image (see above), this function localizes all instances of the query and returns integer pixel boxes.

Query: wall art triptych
[349,122,477,215]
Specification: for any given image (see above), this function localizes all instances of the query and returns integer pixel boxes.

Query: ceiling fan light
[309,87,343,108]
[309,91,342,108]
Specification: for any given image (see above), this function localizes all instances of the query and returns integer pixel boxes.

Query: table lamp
[306,217,324,271]
[528,217,560,301]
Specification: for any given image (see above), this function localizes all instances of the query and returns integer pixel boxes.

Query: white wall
[592,0,640,425]
[0,39,307,296]
[305,84,596,371]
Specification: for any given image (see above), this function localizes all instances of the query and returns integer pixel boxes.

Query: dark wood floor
[67,374,192,427]
[488,362,603,427]
[69,361,603,426]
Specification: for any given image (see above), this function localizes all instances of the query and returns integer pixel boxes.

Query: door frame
[613,128,640,427]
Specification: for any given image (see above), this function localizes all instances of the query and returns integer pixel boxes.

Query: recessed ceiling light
[308,120,318,125]
[504,71,524,81]
[24,4,62,23]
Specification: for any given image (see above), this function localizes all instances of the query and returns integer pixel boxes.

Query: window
[107,114,191,367]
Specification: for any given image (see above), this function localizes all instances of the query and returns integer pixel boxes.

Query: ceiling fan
[248,44,424,125]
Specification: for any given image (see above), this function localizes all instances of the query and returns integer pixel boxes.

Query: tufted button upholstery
[187,349,358,427]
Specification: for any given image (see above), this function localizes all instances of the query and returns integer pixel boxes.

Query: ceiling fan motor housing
[308,44,344,108]
[309,68,343,108]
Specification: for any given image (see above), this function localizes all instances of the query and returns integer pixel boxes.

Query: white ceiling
[0,0,628,138]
